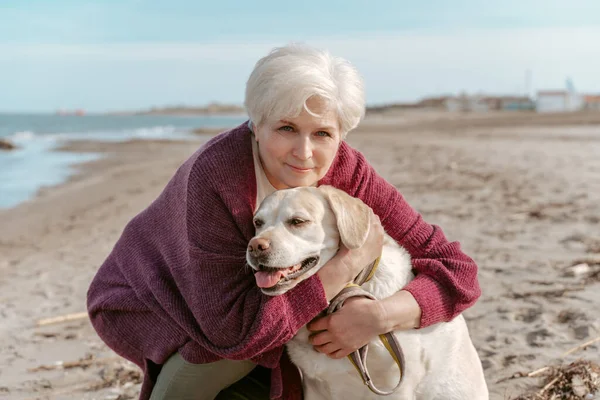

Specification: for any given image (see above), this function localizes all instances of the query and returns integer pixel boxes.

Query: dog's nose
[248,237,270,254]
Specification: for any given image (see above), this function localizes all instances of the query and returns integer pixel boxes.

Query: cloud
[1,26,599,111]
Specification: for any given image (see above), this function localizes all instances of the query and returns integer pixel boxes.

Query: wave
[9,130,37,143]
[0,125,194,209]
[5,125,195,144]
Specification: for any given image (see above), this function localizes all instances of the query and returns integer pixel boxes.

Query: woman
[87,44,481,400]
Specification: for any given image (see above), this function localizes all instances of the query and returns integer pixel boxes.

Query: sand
[1,112,599,399]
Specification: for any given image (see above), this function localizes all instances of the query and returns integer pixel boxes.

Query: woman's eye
[254,219,264,228]
[315,131,331,138]
[279,126,294,132]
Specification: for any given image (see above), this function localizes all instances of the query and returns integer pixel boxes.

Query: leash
[326,256,405,396]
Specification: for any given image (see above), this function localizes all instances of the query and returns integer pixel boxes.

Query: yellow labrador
[246,186,489,400]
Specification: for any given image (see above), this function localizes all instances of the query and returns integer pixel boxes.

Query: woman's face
[253,98,341,189]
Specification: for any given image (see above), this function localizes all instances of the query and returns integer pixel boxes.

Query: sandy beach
[1,111,599,399]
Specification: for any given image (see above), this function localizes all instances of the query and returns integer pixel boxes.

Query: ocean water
[0,113,247,209]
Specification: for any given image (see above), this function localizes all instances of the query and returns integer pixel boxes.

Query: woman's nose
[292,136,312,160]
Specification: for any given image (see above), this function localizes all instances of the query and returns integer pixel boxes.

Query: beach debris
[99,361,142,389]
[497,366,552,384]
[0,138,18,151]
[565,263,592,278]
[36,311,88,326]
[26,355,142,399]
[28,354,121,372]
[561,258,600,283]
[508,285,586,299]
[505,360,600,400]
[563,336,600,357]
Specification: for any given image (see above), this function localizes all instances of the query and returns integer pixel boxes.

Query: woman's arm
[319,144,481,328]
[308,146,480,358]
[350,150,481,327]
[180,182,330,362]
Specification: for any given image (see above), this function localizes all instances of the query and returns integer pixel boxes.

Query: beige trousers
[149,352,267,400]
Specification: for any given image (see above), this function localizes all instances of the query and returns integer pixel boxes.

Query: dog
[246,185,489,399]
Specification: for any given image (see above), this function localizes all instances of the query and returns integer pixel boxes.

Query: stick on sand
[36,311,88,327]
[562,336,600,357]
[496,366,551,383]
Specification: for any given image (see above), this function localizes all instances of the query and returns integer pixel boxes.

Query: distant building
[463,95,490,112]
[444,97,462,112]
[536,90,583,113]
[583,95,600,111]
[415,96,454,109]
[501,97,535,111]
[416,95,489,112]
[482,96,535,111]
[536,78,584,113]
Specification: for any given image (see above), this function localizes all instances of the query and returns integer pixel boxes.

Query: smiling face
[252,97,341,190]
[246,187,340,296]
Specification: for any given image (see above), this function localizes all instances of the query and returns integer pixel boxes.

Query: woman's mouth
[287,164,312,173]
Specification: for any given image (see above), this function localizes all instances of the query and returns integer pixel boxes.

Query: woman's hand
[306,297,386,359]
[306,290,422,359]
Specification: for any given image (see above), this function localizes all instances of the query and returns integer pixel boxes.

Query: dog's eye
[253,219,264,228]
[288,218,307,226]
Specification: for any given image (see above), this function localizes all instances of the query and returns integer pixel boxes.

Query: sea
[0,113,247,209]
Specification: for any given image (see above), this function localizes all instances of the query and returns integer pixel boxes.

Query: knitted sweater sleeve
[349,150,481,328]
[173,164,329,363]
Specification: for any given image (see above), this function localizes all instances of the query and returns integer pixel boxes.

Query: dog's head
[246,185,372,296]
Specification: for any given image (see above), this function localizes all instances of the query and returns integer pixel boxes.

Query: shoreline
[0,125,230,211]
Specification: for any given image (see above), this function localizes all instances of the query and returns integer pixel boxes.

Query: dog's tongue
[255,270,286,288]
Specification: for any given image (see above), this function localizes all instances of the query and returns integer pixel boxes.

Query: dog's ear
[319,185,371,249]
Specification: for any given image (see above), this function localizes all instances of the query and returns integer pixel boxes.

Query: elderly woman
[87,44,481,400]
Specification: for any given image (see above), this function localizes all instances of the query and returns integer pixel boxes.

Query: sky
[1,0,599,113]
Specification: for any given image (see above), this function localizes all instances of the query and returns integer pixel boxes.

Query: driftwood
[507,285,586,299]
[562,336,600,357]
[36,311,88,327]
[497,366,551,384]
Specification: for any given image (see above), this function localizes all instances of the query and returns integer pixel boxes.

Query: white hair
[244,44,365,136]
